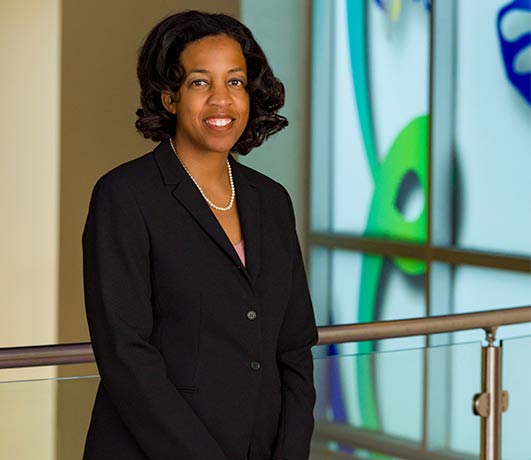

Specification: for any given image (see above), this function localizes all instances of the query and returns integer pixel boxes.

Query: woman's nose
[208,82,231,106]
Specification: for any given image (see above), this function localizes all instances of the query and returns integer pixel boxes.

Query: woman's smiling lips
[204,116,235,131]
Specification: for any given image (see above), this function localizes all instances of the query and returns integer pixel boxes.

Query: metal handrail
[1,305,530,460]
[317,305,531,345]
[1,306,529,369]
[0,342,94,369]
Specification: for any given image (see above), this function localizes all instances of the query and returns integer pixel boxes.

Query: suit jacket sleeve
[82,173,228,460]
[271,188,319,460]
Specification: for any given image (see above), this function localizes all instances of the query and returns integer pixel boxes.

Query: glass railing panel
[502,334,531,460]
[427,341,481,459]
[313,341,482,459]
[1,333,527,460]
[0,374,99,460]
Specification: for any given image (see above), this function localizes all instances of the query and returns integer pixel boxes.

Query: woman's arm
[271,188,319,460]
[83,172,228,460]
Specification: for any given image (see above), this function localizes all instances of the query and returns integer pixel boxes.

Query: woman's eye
[228,78,245,87]
[191,79,208,87]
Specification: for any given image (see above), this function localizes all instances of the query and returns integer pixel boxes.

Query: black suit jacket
[82,141,318,460]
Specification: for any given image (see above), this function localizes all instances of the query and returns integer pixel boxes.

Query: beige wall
[0,0,60,358]
[0,0,60,458]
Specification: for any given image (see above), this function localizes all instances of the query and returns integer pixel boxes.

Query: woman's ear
[161,91,176,114]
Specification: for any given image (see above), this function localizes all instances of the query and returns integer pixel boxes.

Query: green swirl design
[346,0,428,432]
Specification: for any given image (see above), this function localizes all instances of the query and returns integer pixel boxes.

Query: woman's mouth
[205,117,233,128]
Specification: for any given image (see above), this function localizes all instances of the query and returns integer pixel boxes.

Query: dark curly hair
[135,10,288,155]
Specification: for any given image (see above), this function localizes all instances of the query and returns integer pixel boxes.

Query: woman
[82,10,317,460]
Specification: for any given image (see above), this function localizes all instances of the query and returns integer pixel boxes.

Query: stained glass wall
[310,0,531,456]
[310,0,432,335]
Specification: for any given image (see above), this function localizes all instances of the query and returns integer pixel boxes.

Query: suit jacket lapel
[153,141,260,286]
[230,156,261,285]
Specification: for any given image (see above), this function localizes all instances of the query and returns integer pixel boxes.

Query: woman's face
[167,34,250,156]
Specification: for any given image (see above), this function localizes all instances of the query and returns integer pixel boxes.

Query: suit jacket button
[250,361,261,371]
[246,310,257,320]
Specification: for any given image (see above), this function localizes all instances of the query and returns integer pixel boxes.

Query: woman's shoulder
[91,146,161,197]
[99,151,156,184]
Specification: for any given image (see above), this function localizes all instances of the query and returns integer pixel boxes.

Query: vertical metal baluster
[473,327,509,460]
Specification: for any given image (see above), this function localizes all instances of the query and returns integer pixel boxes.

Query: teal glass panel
[429,263,531,346]
[428,341,482,459]
[445,341,481,457]
[313,342,482,459]
[310,0,431,243]
[310,0,333,233]
[502,335,531,460]
[313,347,424,447]
[453,0,531,256]
[310,248,426,343]
[309,246,331,333]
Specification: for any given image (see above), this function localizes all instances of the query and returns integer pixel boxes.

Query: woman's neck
[172,139,230,184]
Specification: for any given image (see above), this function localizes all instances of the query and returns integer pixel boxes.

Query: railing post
[472,327,509,460]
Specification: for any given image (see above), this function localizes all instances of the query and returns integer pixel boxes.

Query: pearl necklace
[169,139,235,212]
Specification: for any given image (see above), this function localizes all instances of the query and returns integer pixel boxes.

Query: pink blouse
[233,240,246,267]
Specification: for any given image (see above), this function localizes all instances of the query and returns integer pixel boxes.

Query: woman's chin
[204,139,240,155]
